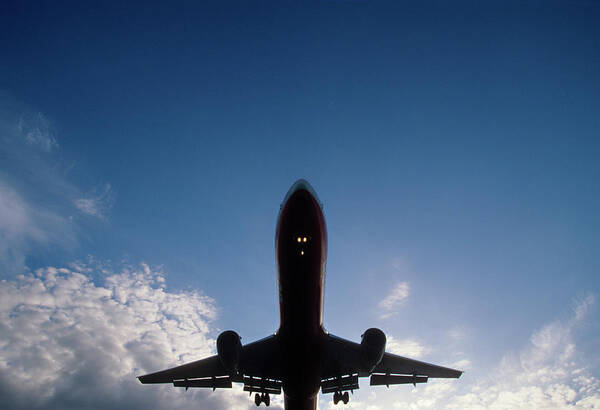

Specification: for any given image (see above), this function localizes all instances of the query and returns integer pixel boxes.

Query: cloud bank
[0,262,267,410]
[392,295,600,409]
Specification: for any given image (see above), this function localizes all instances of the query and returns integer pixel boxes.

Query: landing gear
[333,391,350,405]
[254,393,270,407]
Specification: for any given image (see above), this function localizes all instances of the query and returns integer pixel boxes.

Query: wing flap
[173,376,233,389]
[321,375,359,394]
[370,374,428,386]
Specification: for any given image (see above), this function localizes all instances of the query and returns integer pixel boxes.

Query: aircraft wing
[320,333,461,391]
[138,334,282,390]
[372,352,463,378]
[138,354,228,384]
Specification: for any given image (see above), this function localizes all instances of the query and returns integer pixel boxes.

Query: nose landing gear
[333,391,350,405]
[254,392,270,407]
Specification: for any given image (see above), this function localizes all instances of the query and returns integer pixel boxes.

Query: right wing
[373,352,462,379]
[321,332,462,391]
[138,334,282,393]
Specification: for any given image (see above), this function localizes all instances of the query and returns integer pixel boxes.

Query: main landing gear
[254,393,270,407]
[333,391,349,405]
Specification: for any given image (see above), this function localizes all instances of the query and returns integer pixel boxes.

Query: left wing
[321,332,462,392]
[138,354,227,384]
[138,334,282,393]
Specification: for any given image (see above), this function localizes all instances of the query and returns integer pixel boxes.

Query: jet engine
[217,330,242,374]
[360,328,386,372]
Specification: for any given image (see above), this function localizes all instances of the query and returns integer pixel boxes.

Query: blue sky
[1,1,599,409]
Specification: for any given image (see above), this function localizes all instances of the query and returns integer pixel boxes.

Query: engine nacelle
[360,328,386,373]
[217,330,242,374]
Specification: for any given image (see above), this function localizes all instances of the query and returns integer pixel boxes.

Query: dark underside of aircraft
[138,179,462,409]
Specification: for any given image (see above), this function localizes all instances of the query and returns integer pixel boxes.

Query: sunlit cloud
[388,294,600,409]
[449,359,471,370]
[386,336,427,359]
[0,262,266,410]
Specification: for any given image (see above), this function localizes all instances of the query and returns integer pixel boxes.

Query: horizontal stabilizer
[370,374,428,386]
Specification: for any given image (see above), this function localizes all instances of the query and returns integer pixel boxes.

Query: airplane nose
[282,179,322,209]
[276,179,328,266]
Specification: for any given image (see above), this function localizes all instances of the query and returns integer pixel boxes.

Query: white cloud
[388,295,600,409]
[74,183,115,219]
[379,282,410,319]
[450,359,471,370]
[0,262,268,410]
[386,336,427,359]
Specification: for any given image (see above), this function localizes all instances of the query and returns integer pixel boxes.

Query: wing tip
[137,374,164,384]
[445,367,463,379]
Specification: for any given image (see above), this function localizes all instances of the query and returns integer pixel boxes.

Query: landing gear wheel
[255,393,261,406]
[333,391,340,405]
[262,393,270,407]
[342,391,349,404]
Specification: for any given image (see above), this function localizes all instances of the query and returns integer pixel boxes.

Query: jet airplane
[138,179,462,409]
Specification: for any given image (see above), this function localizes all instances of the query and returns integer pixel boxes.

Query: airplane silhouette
[138,179,462,409]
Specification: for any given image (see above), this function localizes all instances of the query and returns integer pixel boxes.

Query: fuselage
[275,180,327,410]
